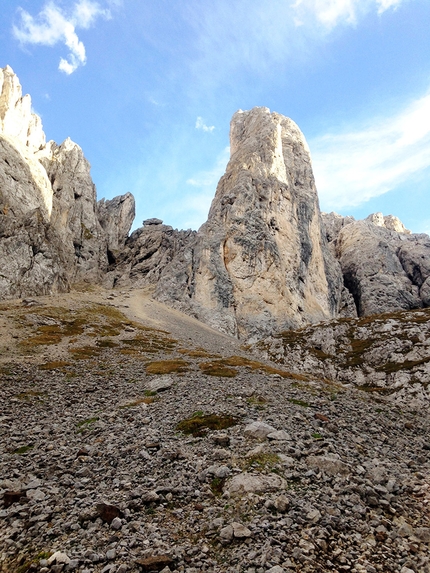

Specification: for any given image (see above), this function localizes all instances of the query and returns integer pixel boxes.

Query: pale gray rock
[156,107,349,340]
[226,472,286,496]
[336,219,424,316]
[143,218,163,226]
[231,522,252,538]
[146,376,174,392]
[267,430,291,441]
[306,454,350,475]
[110,224,196,289]
[0,66,137,300]
[244,421,276,439]
[97,192,135,260]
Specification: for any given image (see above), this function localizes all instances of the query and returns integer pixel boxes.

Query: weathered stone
[306,454,350,475]
[135,556,173,572]
[244,421,276,439]
[146,376,174,392]
[96,503,124,524]
[97,192,135,259]
[226,472,286,496]
[3,490,26,508]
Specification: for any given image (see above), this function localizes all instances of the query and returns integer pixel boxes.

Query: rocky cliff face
[156,108,355,340]
[0,66,134,298]
[322,212,430,316]
[2,66,430,341]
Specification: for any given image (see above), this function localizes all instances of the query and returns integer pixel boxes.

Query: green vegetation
[76,417,99,432]
[176,412,239,437]
[146,359,189,374]
[199,361,238,377]
[13,444,34,454]
[245,452,281,472]
[288,398,311,407]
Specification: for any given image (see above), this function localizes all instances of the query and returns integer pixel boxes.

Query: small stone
[146,376,173,392]
[48,552,71,565]
[267,430,291,441]
[266,567,284,573]
[111,517,122,530]
[306,508,321,523]
[3,490,26,508]
[143,218,163,226]
[96,503,123,524]
[135,555,173,572]
[212,434,230,447]
[106,549,116,560]
[232,522,252,538]
[244,422,277,439]
[220,525,234,543]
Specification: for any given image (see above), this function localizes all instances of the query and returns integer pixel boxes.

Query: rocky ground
[1,288,429,573]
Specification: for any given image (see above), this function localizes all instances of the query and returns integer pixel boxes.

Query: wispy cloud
[13,1,111,74]
[179,146,230,228]
[195,117,215,133]
[186,0,410,83]
[293,0,407,30]
[310,90,430,211]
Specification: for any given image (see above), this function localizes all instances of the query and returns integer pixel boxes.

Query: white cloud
[310,90,430,210]
[13,1,110,74]
[293,0,407,30]
[195,117,215,133]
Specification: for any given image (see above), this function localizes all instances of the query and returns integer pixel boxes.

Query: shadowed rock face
[155,107,354,340]
[322,212,430,316]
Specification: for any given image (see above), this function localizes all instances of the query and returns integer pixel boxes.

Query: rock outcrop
[110,220,196,289]
[257,306,430,409]
[155,107,355,339]
[2,66,430,341]
[0,66,133,298]
[322,212,430,316]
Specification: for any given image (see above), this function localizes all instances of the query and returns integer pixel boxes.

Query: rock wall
[0,66,134,299]
[322,212,430,316]
[155,108,355,340]
[2,66,430,340]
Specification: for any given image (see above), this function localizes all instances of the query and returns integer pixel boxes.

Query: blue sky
[1,0,430,233]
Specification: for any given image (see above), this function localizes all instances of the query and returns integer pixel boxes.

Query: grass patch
[375,357,430,373]
[210,477,226,497]
[244,452,281,472]
[119,397,157,408]
[146,359,189,374]
[200,362,237,377]
[76,417,98,432]
[204,355,309,381]
[121,334,177,354]
[13,444,34,455]
[288,398,311,407]
[247,395,267,408]
[176,412,239,437]
[96,339,119,348]
[68,346,103,359]
[177,348,217,358]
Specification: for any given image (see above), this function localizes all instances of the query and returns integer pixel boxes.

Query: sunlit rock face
[0,66,133,299]
[156,107,354,340]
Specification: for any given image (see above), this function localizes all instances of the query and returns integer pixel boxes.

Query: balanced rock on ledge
[156,107,355,340]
